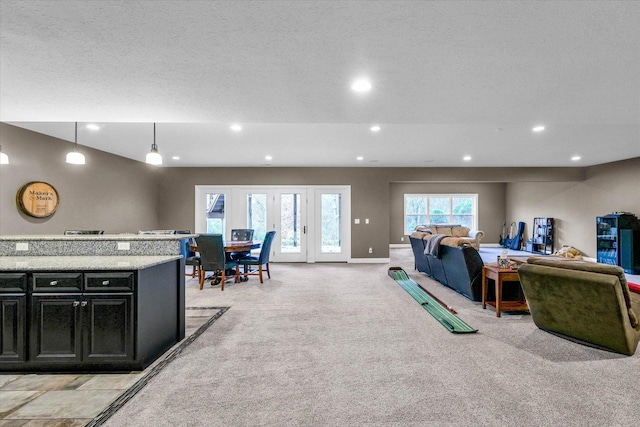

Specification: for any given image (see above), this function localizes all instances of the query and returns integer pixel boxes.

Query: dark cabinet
[1,258,183,373]
[597,213,640,274]
[83,294,133,361]
[0,273,27,361]
[30,272,134,365]
[530,217,554,255]
[30,294,82,362]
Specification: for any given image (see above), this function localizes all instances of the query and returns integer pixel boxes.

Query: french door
[195,186,350,262]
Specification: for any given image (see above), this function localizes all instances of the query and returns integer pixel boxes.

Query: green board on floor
[388,267,477,334]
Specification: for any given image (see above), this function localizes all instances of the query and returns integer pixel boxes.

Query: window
[404,194,477,234]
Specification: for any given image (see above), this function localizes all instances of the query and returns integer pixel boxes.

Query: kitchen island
[0,234,189,373]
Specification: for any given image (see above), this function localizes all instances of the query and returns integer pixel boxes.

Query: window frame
[404,194,478,234]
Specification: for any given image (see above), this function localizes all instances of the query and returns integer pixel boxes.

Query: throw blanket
[424,234,448,258]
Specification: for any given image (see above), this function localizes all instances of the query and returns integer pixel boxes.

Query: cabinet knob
[102,280,110,286]
[73,301,80,307]
[50,280,58,286]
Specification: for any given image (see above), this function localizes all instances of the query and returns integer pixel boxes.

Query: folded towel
[424,234,448,258]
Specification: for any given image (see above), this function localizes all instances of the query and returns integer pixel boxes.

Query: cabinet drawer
[0,273,27,293]
[33,273,83,292]
[85,272,134,292]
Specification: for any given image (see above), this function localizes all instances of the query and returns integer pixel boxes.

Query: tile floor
[0,293,220,427]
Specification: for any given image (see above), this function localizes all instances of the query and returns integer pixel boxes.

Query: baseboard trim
[349,258,391,264]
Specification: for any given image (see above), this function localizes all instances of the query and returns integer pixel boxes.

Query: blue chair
[238,231,276,283]
[176,230,201,279]
[195,234,239,291]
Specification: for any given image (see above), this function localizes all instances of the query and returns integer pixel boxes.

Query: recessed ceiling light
[265,155,273,161]
[463,155,472,161]
[532,125,545,132]
[86,124,100,131]
[172,156,180,160]
[571,155,581,161]
[370,125,380,132]
[357,156,364,161]
[230,124,242,131]
[351,79,372,92]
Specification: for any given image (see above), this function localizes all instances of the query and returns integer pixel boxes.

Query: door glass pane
[280,193,301,253]
[206,193,225,234]
[321,193,341,253]
[247,193,267,242]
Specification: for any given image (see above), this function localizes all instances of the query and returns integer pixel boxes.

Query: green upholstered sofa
[518,257,640,356]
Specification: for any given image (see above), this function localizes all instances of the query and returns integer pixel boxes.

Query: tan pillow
[451,226,470,237]
[436,227,452,236]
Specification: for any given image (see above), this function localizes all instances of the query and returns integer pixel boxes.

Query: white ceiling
[1,0,639,167]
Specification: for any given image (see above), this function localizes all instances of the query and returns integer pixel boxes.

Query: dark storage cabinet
[0,273,27,361]
[597,213,640,274]
[0,258,184,372]
[530,217,554,255]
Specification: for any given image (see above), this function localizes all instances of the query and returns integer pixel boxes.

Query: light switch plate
[117,242,130,251]
[16,242,29,251]
[354,218,360,224]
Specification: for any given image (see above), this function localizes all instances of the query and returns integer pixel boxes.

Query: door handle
[81,301,88,307]
[303,226,306,234]
[73,301,80,307]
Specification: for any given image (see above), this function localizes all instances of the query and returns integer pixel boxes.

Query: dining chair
[229,229,255,260]
[176,230,201,279]
[195,234,239,290]
[238,231,276,283]
[64,230,104,235]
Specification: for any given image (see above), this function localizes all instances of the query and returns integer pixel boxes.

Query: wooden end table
[482,264,529,317]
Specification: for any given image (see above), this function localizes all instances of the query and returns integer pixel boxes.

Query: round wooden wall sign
[16,181,60,218]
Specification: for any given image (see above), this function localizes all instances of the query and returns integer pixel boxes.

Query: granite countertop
[0,255,182,271]
[0,234,197,241]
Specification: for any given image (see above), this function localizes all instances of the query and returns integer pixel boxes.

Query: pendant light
[66,122,86,165]
[0,144,8,164]
[145,123,163,165]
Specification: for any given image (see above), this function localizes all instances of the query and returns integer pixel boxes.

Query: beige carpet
[103,248,640,426]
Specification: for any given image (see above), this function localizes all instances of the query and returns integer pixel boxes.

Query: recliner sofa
[518,257,640,355]
[410,231,523,302]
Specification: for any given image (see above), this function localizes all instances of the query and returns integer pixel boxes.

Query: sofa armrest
[468,230,484,241]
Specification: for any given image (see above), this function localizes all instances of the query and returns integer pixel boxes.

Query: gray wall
[2,123,638,260]
[506,157,640,258]
[0,123,161,234]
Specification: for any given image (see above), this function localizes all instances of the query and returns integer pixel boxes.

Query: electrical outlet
[16,242,29,251]
[117,242,130,251]
[365,218,369,224]
[401,236,404,241]
[368,247,373,254]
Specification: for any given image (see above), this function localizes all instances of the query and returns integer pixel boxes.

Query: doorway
[194,186,351,262]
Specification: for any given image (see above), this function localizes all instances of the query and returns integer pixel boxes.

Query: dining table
[189,240,261,254]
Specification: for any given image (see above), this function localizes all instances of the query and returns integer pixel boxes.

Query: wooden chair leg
[234,265,240,283]
[220,270,225,291]
[266,263,270,279]
[199,269,205,290]
[258,265,263,283]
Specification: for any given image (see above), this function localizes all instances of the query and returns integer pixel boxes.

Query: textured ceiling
[1,0,639,167]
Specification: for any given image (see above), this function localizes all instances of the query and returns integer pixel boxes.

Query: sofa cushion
[451,226,470,237]
[437,227,453,236]
[527,257,638,327]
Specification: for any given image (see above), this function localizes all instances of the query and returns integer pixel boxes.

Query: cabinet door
[83,294,134,362]
[0,295,26,361]
[30,294,82,362]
